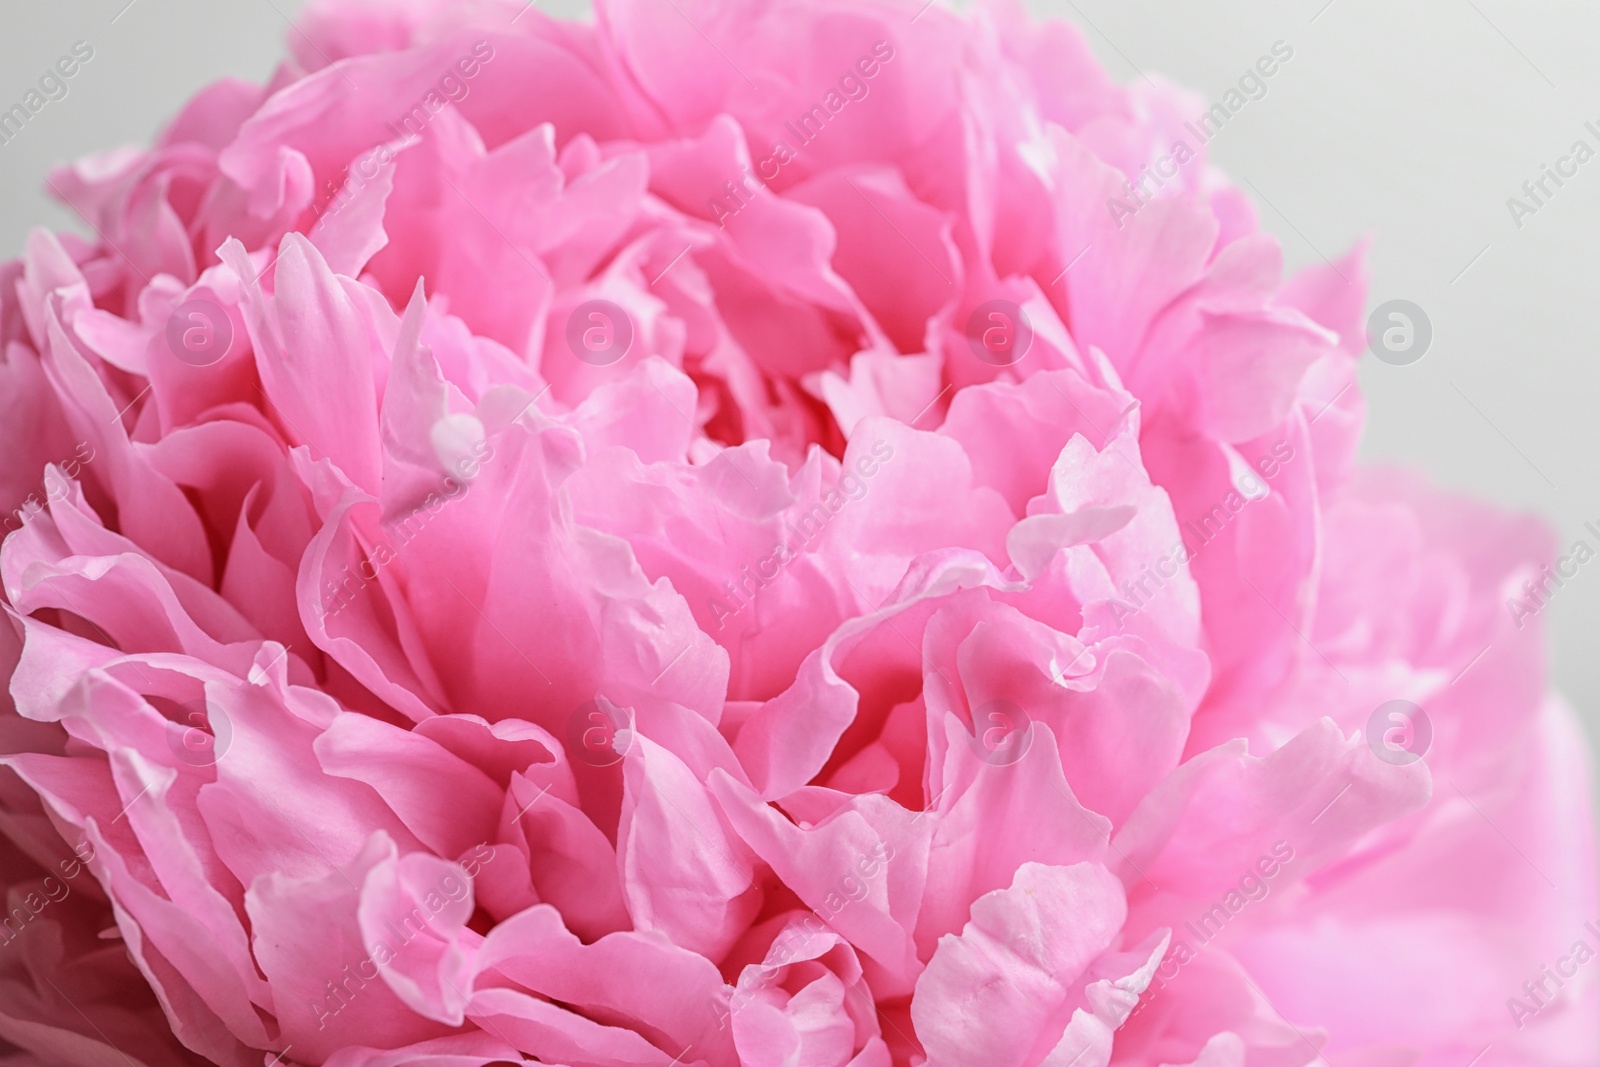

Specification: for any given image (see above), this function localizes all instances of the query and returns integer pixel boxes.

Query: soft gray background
[2,1,1596,754]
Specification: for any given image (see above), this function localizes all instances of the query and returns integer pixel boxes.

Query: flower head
[0,1,1592,1065]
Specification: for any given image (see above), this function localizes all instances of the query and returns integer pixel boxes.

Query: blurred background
[2,0,1597,761]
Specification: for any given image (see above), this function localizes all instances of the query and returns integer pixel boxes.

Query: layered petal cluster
[0,1,1593,1066]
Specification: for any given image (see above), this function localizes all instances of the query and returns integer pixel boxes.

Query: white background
[2,0,1596,761]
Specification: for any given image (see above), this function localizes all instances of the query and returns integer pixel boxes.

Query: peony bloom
[0,0,1593,1065]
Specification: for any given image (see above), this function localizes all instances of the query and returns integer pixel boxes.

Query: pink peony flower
[0,0,1593,1064]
